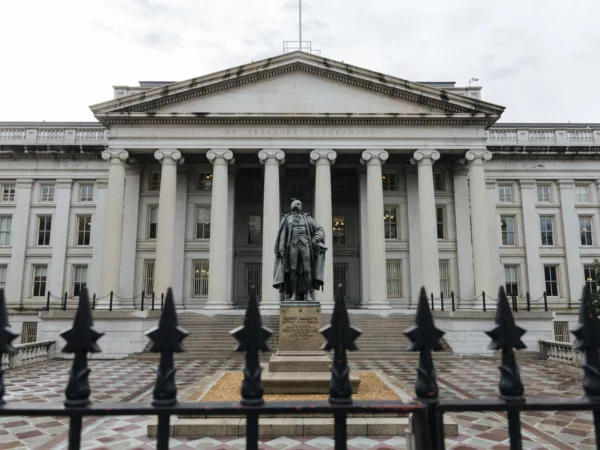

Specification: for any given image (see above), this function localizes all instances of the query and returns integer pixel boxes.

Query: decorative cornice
[360,149,389,166]
[258,149,285,165]
[206,149,234,166]
[310,149,337,165]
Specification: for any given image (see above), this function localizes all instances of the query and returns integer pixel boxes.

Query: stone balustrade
[539,340,582,367]
[1,340,56,369]
[488,127,600,147]
[0,124,109,146]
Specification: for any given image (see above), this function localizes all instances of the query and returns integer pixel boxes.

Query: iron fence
[0,283,599,449]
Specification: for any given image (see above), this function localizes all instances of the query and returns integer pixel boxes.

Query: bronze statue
[273,200,327,301]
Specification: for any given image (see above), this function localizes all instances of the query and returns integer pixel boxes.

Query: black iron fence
[0,284,599,450]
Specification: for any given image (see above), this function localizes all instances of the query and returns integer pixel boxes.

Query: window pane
[196,207,211,239]
[436,207,445,240]
[148,207,158,239]
[386,259,402,297]
[540,217,554,246]
[439,260,451,296]
[504,265,519,296]
[1,185,15,202]
[0,265,7,289]
[77,215,92,246]
[248,215,262,245]
[544,265,558,296]
[32,265,48,297]
[79,185,94,202]
[498,185,513,202]
[192,260,209,296]
[0,216,11,246]
[73,266,87,297]
[584,265,598,293]
[434,173,444,191]
[40,184,54,202]
[150,172,161,190]
[501,216,515,245]
[333,216,346,245]
[576,185,590,203]
[580,216,593,246]
[38,216,52,246]
[537,185,551,202]
[384,207,398,239]
[382,172,396,191]
[198,172,213,190]
[143,260,155,294]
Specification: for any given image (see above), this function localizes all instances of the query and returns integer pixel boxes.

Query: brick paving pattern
[0,357,592,449]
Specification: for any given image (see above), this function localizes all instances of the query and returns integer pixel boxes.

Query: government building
[1,51,599,314]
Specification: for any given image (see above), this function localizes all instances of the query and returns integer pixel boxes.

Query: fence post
[440,292,444,311]
[451,291,455,311]
[151,292,155,311]
[526,292,531,312]
[512,293,518,312]
[482,291,486,312]
[46,292,50,311]
[161,292,164,310]
[543,291,548,312]
[62,292,68,311]
[92,294,96,310]
[109,291,113,312]
[430,293,434,311]
[141,291,145,312]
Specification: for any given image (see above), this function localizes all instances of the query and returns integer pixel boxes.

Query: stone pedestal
[265,302,359,394]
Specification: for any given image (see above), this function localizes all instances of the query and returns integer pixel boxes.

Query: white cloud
[0,0,598,122]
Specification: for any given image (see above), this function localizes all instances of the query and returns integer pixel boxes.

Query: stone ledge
[433,310,553,320]
[39,310,161,320]
[263,371,360,394]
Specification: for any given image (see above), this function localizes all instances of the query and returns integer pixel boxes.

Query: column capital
[102,149,129,164]
[258,149,285,165]
[155,149,182,165]
[465,149,492,165]
[360,149,389,166]
[310,149,337,165]
[411,149,440,165]
[206,149,234,166]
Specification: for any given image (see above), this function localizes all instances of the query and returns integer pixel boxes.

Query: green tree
[588,259,600,310]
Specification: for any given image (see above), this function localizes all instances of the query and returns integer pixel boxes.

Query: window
[198,172,212,191]
[504,265,519,296]
[0,184,15,202]
[149,172,161,191]
[0,216,11,246]
[245,263,262,297]
[79,184,94,202]
[72,266,87,297]
[384,207,398,239]
[196,206,211,239]
[501,216,516,246]
[540,216,554,246]
[580,216,593,246]
[575,184,590,203]
[32,265,47,297]
[148,206,158,239]
[76,215,92,246]
[537,184,551,203]
[498,185,513,203]
[248,215,262,245]
[386,259,402,298]
[333,216,346,245]
[334,263,349,296]
[290,183,304,201]
[584,265,597,293]
[39,184,54,202]
[544,265,559,296]
[382,172,396,191]
[192,260,209,296]
[0,265,6,289]
[436,207,446,240]
[37,215,52,246]
[21,322,37,344]
[439,260,451,297]
[434,172,445,191]
[554,321,570,343]
[143,260,155,295]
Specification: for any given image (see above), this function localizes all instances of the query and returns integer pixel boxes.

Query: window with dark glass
[72,266,87,297]
[540,216,554,246]
[504,265,519,296]
[382,172,396,191]
[544,265,559,296]
[580,216,593,246]
[32,265,47,297]
[196,206,211,239]
[434,172,445,191]
[584,265,597,293]
[498,185,513,203]
[148,207,158,239]
[501,216,516,246]
[248,215,262,245]
[76,215,92,246]
[384,207,397,239]
[537,184,551,203]
[149,172,161,191]
[37,215,52,246]
[198,172,213,191]
[436,206,446,240]
[332,216,346,245]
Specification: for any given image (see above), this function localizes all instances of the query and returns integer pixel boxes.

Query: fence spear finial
[61,288,103,407]
[405,287,444,400]
[572,286,600,399]
[231,286,272,406]
[486,286,526,400]
[0,289,18,405]
[147,287,188,406]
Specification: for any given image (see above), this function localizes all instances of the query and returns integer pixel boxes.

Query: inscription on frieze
[278,304,323,352]
[224,127,389,138]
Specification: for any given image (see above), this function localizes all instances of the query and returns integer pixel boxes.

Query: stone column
[259,149,285,309]
[520,180,544,297]
[361,149,391,309]
[152,149,182,298]
[205,149,234,309]
[172,168,188,305]
[358,170,370,306]
[310,149,337,307]
[6,179,32,308]
[453,164,475,302]
[406,167,422,305]
[558,180,583,307]
[465,150,494,299]
[89,179,108,297]
[99,149,129,298]
[118,167,141,299]
[412,149,441,298]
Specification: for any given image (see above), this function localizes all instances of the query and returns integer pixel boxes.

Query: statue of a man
[273,200,327,301]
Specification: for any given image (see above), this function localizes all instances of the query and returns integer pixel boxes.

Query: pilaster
[406,166,421,305]
[89,179,108,297]
[118,166,141,300]
[49,178,73,297]
[172,167,188,305]
[558,179,583,306]
[310,149,337,307]
[259,149,285,309]
[361,149,391,309]
[520,179,544,298]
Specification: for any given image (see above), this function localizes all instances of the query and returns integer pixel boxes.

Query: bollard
[512,293,518,312]
[451,291,455,311]
[92,293,96,310]
[141,291,145,312]
[46,292,50,311]
[63,292,68,311]
[482,291,486,312]
[151,292,155,311]
[543,291,548,312]
[161,292,164,310]
[430,292,434,311]
[526,292,531,311]
[440,292,445,311]
[109,291,113,312]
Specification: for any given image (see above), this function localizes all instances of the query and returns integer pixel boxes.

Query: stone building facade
[0,52,599,311]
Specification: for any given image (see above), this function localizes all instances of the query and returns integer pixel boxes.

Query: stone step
[147,416,458,438]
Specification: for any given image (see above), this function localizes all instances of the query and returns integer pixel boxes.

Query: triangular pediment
[91,52,504,125]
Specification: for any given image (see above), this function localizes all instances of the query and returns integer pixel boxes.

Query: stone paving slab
[0,357,594,449]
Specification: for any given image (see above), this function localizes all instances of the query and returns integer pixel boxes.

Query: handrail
[1,340,55,369]
[539,339,582,367]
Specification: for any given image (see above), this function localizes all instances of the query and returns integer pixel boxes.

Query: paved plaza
[0,357,592,449]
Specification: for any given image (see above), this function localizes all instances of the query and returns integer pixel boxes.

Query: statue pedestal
[265,302,359,394]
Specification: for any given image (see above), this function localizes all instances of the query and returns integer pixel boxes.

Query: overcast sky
[1,0,598,123]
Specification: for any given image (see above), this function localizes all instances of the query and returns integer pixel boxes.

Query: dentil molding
[258,149,285,165]
[309,149,337,164]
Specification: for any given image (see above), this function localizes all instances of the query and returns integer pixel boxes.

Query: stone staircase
[131,311,453,361]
